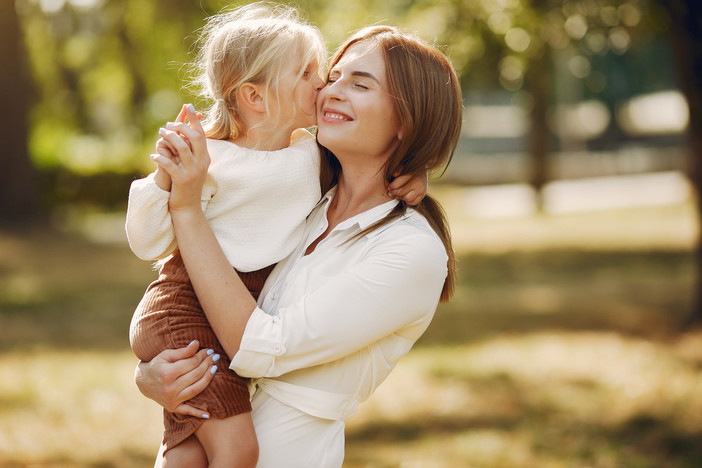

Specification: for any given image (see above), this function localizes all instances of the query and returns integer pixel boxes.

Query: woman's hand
[388,171,428,206]
[150,104,210,215]
[135,340,219,418]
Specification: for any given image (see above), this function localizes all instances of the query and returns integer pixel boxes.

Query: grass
[0,190,699,467]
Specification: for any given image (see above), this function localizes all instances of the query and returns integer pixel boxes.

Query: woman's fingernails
[206,349,214,356]
[212,354,221,363]
[158,127,167,136]
[188,103,196,113]
[189,340,197,346]
[166,121,176,128]
[202,413,210,419]
[150,154,158,161]
[210,365,218,374]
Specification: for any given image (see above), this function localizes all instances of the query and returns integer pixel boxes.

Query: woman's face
[316,40,402,162]
[275,57,324,131]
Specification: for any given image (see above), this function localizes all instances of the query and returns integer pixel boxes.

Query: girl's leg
[155,436,208,468]
[196,412,259,468]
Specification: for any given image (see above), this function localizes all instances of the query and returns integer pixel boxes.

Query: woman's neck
[327,166,393,226]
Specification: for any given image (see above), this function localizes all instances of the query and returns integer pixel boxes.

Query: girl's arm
[151,104,256,360]
[125,107,198,261]
[387,171,428,206]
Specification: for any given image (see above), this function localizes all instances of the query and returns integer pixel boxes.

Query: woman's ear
[238,83,266,113]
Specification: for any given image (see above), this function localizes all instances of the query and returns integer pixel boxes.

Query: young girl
[126,4,426,467]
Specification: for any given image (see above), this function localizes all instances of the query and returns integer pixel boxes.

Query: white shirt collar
[317,187,401,234]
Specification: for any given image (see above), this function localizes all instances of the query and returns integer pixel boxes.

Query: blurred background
[1,0,701,466]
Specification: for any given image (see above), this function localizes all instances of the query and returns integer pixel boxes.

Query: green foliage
[16,0,675,177]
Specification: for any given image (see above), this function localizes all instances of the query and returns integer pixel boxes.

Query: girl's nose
[314,75,324,91]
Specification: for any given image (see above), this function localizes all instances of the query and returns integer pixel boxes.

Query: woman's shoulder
[369,209,447,258]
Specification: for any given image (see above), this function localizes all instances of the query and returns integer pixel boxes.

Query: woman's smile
[316,40,401,160]
[321,108,353,123]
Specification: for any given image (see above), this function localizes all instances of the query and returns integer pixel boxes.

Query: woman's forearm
[170,207,257,359]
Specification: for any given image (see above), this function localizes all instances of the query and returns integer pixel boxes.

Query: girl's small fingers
[160,128,194,160]
[407,194,423,206]
[388,173,412,191]
[150,153,178,173]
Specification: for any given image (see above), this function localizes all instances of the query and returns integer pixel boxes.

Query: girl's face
[316,40,401,162]
[275,57,324,132]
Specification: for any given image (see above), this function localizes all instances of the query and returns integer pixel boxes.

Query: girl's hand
[134,340,219,418]
[150,104,210,214]
[388,171,428,206]
[151,105,199,192]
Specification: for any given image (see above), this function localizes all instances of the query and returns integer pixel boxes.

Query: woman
[138,25,462,467]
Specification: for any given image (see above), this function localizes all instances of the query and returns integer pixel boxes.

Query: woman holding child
[134,4,463,467]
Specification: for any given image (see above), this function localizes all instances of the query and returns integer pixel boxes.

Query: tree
[1,0,40,224]
[661,0,702,327]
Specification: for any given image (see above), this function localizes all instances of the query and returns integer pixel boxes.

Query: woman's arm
[151,104,257,360]
[232,229,448,378]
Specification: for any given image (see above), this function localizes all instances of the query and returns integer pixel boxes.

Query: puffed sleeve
[125,172,216,261]
[230,231,448,378]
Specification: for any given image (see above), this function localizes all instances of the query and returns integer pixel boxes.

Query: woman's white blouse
[230,188,448,417]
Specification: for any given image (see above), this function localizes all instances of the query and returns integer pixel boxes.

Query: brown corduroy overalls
[129,251,274,451]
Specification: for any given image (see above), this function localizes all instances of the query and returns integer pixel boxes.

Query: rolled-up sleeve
[230,230,447,378]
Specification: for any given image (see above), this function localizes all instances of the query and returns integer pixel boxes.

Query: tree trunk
[0,0,41,225]
[662,0,702,328]
[525,47,552,213]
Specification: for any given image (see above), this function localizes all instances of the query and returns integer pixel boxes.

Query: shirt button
[273,345,282,354]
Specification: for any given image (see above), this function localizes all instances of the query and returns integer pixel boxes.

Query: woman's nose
[322,81,344,101]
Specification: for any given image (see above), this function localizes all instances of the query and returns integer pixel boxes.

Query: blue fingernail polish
[166,121,176,128]
[210,365,217,374]
[206,349,214,356]
[202,413,210,419]
[189,340,197,346]
[212,354,221,362]
[188,103,196,113]
[159,127,167,136]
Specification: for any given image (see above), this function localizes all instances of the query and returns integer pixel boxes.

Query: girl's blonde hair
[320,26,463,302]
[190,2,326,142]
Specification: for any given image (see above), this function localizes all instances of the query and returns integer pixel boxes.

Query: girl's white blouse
[125,130,321,272]
[230,188,448,466]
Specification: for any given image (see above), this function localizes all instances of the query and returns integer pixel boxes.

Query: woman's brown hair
[319,25,463,302]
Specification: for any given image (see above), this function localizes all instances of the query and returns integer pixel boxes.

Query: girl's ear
[238,83,266,113]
